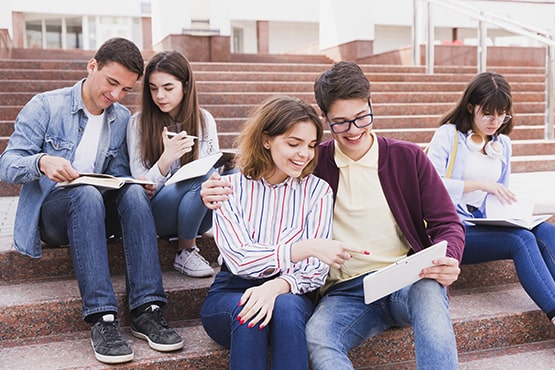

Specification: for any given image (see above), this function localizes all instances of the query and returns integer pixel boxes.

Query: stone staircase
[1,53,555,369]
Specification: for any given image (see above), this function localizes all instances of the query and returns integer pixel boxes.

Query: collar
[334,132,379,169]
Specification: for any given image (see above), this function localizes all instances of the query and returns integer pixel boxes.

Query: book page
[165,152,223,186]
[56,174,154,189]
[485,194,534,219]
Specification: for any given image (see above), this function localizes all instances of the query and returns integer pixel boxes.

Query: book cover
[165,152,223,186]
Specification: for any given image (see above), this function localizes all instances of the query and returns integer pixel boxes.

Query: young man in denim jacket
[0,37,183,364]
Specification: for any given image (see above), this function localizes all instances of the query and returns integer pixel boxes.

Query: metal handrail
[413,0,555,139]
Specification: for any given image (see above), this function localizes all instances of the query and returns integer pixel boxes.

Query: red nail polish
[240,319,245,325]
[237,315,241,321]
[364,250,370,255]
[248,322,254,329]
[259,325,265,330]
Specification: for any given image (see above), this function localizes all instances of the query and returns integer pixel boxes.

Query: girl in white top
[127,50,219,278]
[427,71,555,325]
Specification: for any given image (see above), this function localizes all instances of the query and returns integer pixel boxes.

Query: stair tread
[0,321,228,370]
[0,281,552,369]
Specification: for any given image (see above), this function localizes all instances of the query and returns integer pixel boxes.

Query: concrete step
[0,90,546,107]
[0,236,218,283]
[0,68,545,84]
[0,79,545,95]
[0,280,553,369]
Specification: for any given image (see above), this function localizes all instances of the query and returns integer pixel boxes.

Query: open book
[56,174,154,190]
[165,152,223,186]
[466,195,552,230]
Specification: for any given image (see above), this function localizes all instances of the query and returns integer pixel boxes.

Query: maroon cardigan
[314,137,465,263]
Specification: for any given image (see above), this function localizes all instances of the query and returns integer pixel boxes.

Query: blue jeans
[463,222,555,318]
[306,275,458,370]
[39,184,167,319]
[151,171,213,240]
[201,271,314,370]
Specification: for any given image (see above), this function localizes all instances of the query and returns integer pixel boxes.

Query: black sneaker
[131,304,184,352]
[90,314,134,364]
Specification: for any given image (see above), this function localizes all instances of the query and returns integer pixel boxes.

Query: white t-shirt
[461,149,502,208]
[73,108,104,173]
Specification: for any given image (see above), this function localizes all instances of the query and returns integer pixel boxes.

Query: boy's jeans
[306,275,458,370]
[39,184,166,319]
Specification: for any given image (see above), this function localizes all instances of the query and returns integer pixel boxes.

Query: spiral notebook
[363,240,448,304]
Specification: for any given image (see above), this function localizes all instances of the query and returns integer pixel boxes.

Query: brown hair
[314,61,371,116]
[439,71,514,135]
[137,50,206,168]
[236,96,323,181]
[94,37,144,78]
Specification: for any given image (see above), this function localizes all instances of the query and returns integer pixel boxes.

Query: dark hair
[138,50,206,168]
[439,71,514,135]
[94,37,144,78]
[236,96,323,181]
[314,61,371,116]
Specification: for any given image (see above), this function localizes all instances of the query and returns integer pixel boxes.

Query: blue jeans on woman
[463,222,555,319]
[151,171,214,240]
[306,275,458,370]
[201,270,314,370]
[39,184,167,320]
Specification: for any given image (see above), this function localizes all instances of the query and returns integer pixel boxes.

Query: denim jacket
[0,79,132,258]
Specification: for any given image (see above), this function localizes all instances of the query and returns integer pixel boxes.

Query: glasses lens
[355,114,373,128]
[482,114,510,124]
[329,122,347,133]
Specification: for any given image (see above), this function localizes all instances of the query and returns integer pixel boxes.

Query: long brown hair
[138,50,206,168]
[236,96,323,181]
[439,71,514,135]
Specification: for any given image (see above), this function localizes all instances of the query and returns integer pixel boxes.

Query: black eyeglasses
[326,101,374,134]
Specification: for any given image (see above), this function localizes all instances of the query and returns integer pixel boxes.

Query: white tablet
[363,240,448,304]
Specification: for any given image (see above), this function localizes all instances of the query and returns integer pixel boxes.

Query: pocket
[45,135,74,153]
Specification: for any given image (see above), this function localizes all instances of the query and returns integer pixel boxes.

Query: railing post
[412,0,420,66]
[426,0,434,74]
[546,44,555,140]
[477,16,487,73]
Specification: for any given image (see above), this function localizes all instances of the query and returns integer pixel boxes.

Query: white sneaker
[173,247,214,277]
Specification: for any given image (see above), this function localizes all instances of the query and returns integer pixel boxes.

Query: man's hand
[200,172,233,209]
[39,155,79,182]
[291,238,370,269]
[420,257,460,287]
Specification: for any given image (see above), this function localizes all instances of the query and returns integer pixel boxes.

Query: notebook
[363,240,448,304]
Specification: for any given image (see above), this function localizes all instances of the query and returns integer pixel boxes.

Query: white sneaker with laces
[174,246,214,277]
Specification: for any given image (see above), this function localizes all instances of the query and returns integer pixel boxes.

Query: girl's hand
[482,182,516,204]
[157,127,195,175]
[236,278,290,330]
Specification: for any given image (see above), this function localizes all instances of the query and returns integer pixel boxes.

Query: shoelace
[100,320,124,344]
[148,307,169,328]
[185,248,210,268]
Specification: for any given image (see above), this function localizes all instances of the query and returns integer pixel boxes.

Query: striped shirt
[213,173,334,294]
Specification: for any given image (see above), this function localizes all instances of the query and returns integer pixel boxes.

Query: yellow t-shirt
[322,134,410,292]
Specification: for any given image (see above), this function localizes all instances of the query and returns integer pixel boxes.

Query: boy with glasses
[200,61,465,369]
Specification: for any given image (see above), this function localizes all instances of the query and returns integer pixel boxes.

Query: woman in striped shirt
[200,96,365,370]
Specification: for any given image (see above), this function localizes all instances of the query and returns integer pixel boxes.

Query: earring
[264,144,270,150]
